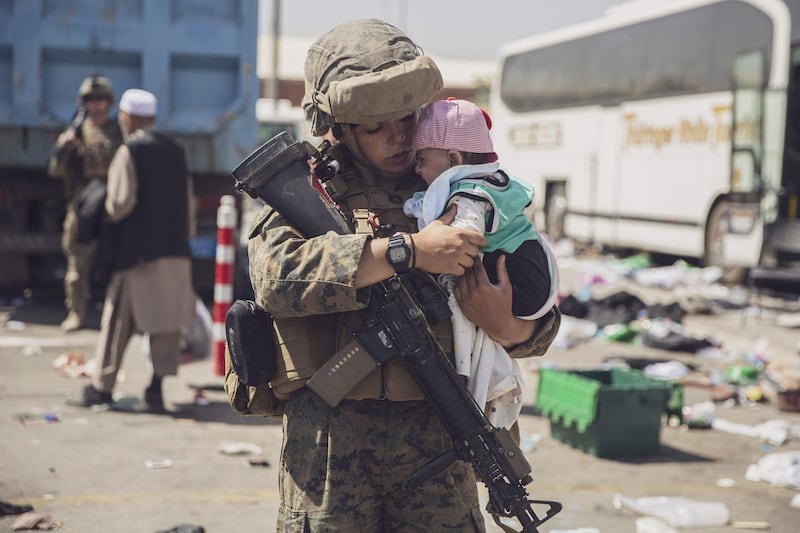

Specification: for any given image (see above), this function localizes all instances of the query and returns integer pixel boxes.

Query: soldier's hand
[413,205,486,276]
[57,129,78,148]
[454,254,535,347]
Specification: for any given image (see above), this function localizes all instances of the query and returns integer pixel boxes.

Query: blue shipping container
[0,0,259,294]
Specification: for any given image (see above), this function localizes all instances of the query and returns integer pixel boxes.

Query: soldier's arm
[454,254,560,357]
[354,217,486,288]
[248,206,372,317]
[47,128,79,178]
[506,306,561,358]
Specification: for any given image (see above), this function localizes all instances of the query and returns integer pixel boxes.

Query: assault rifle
[64,105,87,197]
[231,132,562,532]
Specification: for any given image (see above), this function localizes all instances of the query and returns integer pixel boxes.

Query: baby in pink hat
[405,98,559,428]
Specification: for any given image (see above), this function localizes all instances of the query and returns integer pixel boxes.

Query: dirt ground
[1,251,799,533]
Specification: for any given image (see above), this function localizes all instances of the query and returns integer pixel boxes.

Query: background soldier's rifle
[62,105,87,198]
[230,131,562,533]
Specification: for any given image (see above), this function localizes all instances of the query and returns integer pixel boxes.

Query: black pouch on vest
[225,300,276,386]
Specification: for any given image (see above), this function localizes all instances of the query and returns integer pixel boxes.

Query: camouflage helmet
[77,75,114,102]
[302,19,443,136]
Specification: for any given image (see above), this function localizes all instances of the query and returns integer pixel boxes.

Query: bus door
[783,46,800,222]
[757,44,800,270]
[715,50,767,266]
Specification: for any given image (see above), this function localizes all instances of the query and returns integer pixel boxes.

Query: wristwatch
[385,233,412,273]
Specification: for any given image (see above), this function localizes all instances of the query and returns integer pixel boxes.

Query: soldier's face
[83,95,112,123]
[350,113,418,174]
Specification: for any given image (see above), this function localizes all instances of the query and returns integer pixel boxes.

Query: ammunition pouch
[223,300,284,417]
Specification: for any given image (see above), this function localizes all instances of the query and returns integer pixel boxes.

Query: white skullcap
[119,89,157,117]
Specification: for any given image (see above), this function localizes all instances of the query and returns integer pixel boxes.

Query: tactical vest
[270,150,455,402]
[79,119,123,183]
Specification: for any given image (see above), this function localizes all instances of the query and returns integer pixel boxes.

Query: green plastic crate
[536,368,672,457]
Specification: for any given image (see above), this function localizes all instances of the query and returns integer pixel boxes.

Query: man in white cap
[68,88,196,411]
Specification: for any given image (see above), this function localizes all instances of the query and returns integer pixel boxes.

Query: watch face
[386,235,411,272]
[388,246,409,262]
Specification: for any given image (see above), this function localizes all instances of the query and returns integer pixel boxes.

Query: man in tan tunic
[67,89,195,410]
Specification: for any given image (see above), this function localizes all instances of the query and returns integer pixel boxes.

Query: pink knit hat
[415,98,497,162]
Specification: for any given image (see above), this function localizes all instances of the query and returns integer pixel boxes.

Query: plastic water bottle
[614,494,730,528]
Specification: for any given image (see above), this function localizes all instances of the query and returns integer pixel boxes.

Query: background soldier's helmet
[301,19,443,137]
[78,75,114,103]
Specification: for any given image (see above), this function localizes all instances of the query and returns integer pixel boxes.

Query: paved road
[1,259,799,532]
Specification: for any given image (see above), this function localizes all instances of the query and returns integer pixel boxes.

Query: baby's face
[414,147,452,184]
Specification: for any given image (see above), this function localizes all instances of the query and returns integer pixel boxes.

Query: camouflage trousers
[61,205,96,319]
[277,388,485,532]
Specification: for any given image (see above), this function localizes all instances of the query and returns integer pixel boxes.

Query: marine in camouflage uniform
[48,75,123,332]
[247,19,561,532]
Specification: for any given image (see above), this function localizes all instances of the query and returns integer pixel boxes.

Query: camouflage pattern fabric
[302,19,442,137]
[49,118,123,323]
[248,148,562,529]
[277,388,485,532]
[78,119,123,182]
[61,206,97,320]
[246,17,561,533]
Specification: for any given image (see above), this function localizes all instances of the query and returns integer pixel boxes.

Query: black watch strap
[385,233,411,273]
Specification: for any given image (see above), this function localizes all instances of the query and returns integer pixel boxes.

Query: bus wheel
[704,201,729,267]
[545,183,567,242]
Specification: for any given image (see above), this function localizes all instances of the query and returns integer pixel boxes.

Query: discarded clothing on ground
[10,512,60,531]
[640,319,716,353]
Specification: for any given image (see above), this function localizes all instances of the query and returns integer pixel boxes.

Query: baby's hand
[412,206,486,276]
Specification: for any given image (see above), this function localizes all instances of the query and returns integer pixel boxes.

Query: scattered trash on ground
[791,494,800,509]
[681,401,715,429]
[745,451,800,489]
[218,441,263,456]
[144,459,174,470]
[712,418,793,446]
[635,516,676,533]
[217,441,270,468]
[614,493,730,528]
[52,351,94,378]
[155,524,206,533]
[715,477,736,488]
[193,390,210,406]
[246,456,271,468]
[22,345,42,357]
[518,432,542,453]
[16,412,61,427]
[5,320,26,331]
[10,511,61,531]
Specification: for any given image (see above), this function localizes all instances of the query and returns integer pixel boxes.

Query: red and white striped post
[213,195,237,376]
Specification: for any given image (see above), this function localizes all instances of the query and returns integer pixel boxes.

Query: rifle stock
[231,132,562,532]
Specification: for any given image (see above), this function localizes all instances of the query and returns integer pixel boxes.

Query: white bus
[490,0,800,277]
